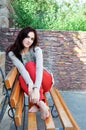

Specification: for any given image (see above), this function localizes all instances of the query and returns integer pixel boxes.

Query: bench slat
[5,67,18,89]
[50,87,74,130]
[44,96,56,130]
[10,80,21,107]
[54,88,80,130]
[15,90,24,126]
[28,112,37,130]
[45,114,55,130]
[28,102,37,130]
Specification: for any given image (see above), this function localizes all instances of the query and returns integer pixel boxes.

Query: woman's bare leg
[28,100,50,120]
[37,101,50,120]
[29,105,39,112]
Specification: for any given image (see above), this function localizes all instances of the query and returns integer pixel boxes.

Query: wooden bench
[3,67,80,130]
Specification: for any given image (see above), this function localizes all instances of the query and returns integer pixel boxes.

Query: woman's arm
[8,51,33,85]
[34,47,43,89]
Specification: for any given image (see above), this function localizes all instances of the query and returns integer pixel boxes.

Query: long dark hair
[6,26,38,62]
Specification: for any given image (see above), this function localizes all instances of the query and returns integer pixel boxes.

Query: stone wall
[0,52,5,103]
[0,28,86,90]
[0,0,14,28]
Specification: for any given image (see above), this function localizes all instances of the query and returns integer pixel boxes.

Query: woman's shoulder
[34,46,42,52]
[8,51,14,57]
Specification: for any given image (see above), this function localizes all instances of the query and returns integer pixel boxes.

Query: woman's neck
[21,48,29,55]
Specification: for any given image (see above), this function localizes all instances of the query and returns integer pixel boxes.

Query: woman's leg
[25,61,52,119]
[19,75,45,101]
[19,75,28,95]
[25,61,53,92]
[37,101,50,120]
[19,61,52,119]
[19,75,43,112]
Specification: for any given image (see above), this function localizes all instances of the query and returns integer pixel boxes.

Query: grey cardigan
[8,47,43,89]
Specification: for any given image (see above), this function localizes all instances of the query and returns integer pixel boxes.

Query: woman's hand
[30,87,40,104]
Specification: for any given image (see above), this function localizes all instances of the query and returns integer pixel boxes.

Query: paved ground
[0,90,86,130]
[60,90,86,130]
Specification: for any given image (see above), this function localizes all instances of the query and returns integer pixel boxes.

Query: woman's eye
[26,36,34,41]
[31,38,34,41]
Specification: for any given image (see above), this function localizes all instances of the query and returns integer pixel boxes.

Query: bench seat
[4,67,80,130]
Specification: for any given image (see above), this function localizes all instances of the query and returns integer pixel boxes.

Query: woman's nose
[29,38,32,43]
[27,37,31,42]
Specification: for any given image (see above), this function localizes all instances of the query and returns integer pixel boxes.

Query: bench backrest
[5,67,18,89]
[4,67,24,125]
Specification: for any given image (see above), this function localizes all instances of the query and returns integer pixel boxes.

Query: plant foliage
[11,0,86,30]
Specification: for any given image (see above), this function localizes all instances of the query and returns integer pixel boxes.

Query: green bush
[11,0,86,31]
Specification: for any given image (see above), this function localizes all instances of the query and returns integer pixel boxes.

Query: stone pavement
[0,90,86,130]
[60,90,86,130]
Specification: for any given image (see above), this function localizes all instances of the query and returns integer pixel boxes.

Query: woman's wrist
[33,84,39,90]
[33,87,39,91]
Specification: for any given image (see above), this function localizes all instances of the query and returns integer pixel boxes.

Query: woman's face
[22,31,35,48]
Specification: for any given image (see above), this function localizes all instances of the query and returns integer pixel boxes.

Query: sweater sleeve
[8,51,33,85]
[33,47,43,89]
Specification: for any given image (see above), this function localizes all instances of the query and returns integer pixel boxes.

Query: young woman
[6,26,54,120]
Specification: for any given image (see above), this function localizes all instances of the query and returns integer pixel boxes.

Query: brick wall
[0,28,86,90]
